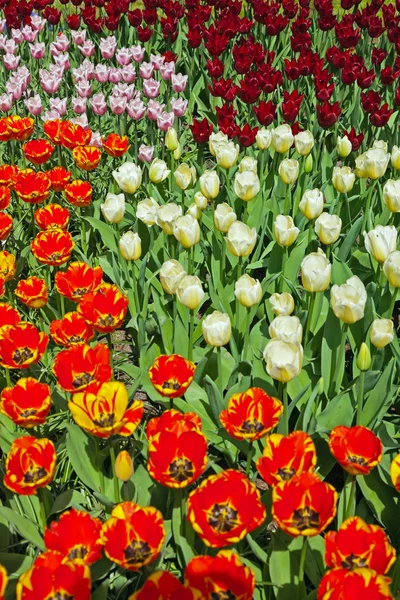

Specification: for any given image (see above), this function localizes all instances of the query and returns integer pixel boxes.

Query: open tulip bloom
[2,4,400,600]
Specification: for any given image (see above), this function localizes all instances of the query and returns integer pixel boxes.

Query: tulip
[274,215,299,247]
[391,146,400,170]
[356,343,371,371]
[199,170,220,199]
[370,318,394,349]
[294,130,314,156]
[174,164,195,191]
[160,260,186,294]
[173,215,201,248]
[315,213,342,245]
[279,158,299,185]
[256,128,272,150]
[373,140,388,151]
[332,166,355,194]
[138,145,154,163]
[156,203,182,235]
[174,145,182,160]
[263,339,303,383]
[157,111,175,132]
[336,135,352,158]
[269,315,303,345]
[272,124,294,154]
[364,226,397,264]
[239,157,258,173]
[113,162,142,195]
[355,147,390,180]
[383,251,400,287]
[115,450,134,482]
[330,275,367,324]
[119,231,141,261]
[177,275,205,309]
[209,131,228,156]
[301,249,331,293]
[202,311,232,347]
[234,274,262,308]
[383,180,400,212]
[304,154,313,173]
[299,188,324,220]
[214,203,237,233]
[136,197,159,226]
[165,127,178,151]
[269,292,295,316]
[149,159,170,183]
[225,221,257,257]
[101,193,125,224]
[234,170,260,202]
[194,192,208,210]
[215,141,239,169]
[187,203,202,220]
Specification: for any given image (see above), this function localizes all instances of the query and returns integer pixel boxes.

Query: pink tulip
[40,73,63,94]
[24,94,42,116]
[7,82,23,101]
[4,40,17,54]
[130,45,145,62]
[138,144,154,163]
[11,30,23,44]
[95,64,109,83]
[109,95,127,115]
[143,78,160,99]
[146,99,164,120]
[81,59,95,80]
[70,114,89,128]
[30,15,46,32]
[71,97,87,115]
[100,36,117,60]
[0,93,13,112]
[109,67,122,83]
[116,48,132,66]
[126,98,146,120]
[79,40,95,58]
[150,54,165,70]
[139,62,154,79]
[76,81,93,98]
[171,73,188,93]
[89,93,107,116]
[52,33,70,53]
[90,131,103,149]
[29,42,45,60]
[22,26,38,43]
[50,97,67,116]
[42,109,61,122]
[113,83,135,100]
[0,19,5,33]
[55,54,70,71]
[157,111,175,131]
[71,30,86,45]
[171,97,188,117]
[0,35,6,51]
[160,61,175,80]
[120,64,136,83]
[3,54,20,71]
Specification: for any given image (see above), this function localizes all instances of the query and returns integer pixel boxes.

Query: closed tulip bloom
[256,127,272,150]
[101,193,125,224]
[235,274,262,307]
[160,260,186,294]
[136,197,159,226]
[214,203,237,233]
[174,145,182,160]
[149,158,170,183]
[330,275,367,324]
[209,131,228,156]
[215,141,239,169]
[119,231,141,261]
[391,146,400,170]
[364,226,397,263]
[383,251,400,287]
[272,124,294,154]
[199,170,220,199]
[173,215,200,248]
[165,127,178,151]
[176,275,204,309]
[115,450,134,482]
[355,148,390,180]
[274,215,300,247]
[370,319,394,349]
[194,192,208,210]
[157,203,182,235]
[225,221,257,257]
[112,162,142,194]
[263,339,303,383]
[332,166,355,193]
[269,292,295,316]
[202,311,231,347]
[383,180,400,212]
[315,213,342,245]
[187,203,202,220]
[239,157,258,173]
[301,249,331,292]
[279,158,299,185]
[174,163,195,190]
[299,188,324,220]
[269,315,303,344]
[294,130,314,156]
[234,170,260,202]
[336,135,352,158]
[373,140,388,152]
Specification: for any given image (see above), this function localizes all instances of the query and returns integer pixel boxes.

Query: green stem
[356,370,365,426]
[109,443,120,504]
[39,489,47,532]
[242,310,251,361]
[307,220,314,251]
[283,185,291,215]
[387,287,397,318]
[304,292,316,347]
[344,475,356,521]
[332,323,348,395]
[96,437,105,494]
[188,309,194,362]
[221,241,226,286]
[298,537,308,595]
[246,441,253,477]
[106,333,114,374]
[360,182,375,239]
[4,368,11,386]
[279,247,288,293]
[80,209,87,256]
[130,261,140,314]
[187,247,193,276]
[283,385,289,436]
[217,346,223,395]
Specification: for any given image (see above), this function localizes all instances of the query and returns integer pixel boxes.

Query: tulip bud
[187,203,202,220]
[160,259,186,294]
[165,127,178,151]
[356,343,371,371]
[383,179,400,213]
[364,226,397,264]
[156,203,182,235]
[317,377,324,395]
[137,197,159,226]
[330,275,367,324]
[383,251,400,287]
[336,135,352,158]
[373,140,388,152]
[225,221,257,257]
[239,157,258,173]
[194,192,208,210]
[234,274,262,308]
[301,249,331,293]
[263,339,303,383]
[315,213,342,245]
[174,163,194,190]
[119,231,141,261]
[115,450,134,482]
[173,214,201,248]
[391,146,400,170]
[269,292,295,316]
[215,141,239,169]
[355,148,390,180]
[299,188,324,220]
[332,166,355,194]
[234,170,260,202]
[279,158,299,185]
[274,215,300,247]
[174,144,182,160]
[214,203,237,233]
[269,315,303,345]
[101,192,125,224]
[112,162,142,195]
[304,154,313,173]
[176,275,205,309]
[294,130,314,156]
[369,318,394,349]
[272,124,294,154]
[202,311,232,347]
[149,158,171,183]
[209,131,229,156]
[256,127,272,150]
[199,170,220,199]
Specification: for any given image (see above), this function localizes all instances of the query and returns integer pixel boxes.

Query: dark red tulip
[189,118,213,144]
[317,100,342,128]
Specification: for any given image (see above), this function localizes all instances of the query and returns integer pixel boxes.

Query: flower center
[277,467,296,481]
[168,457,194,482]
[211,592,236,600]
[208,503,239,533]
[162,379,181,391]
[72,287,89,298]
[240,419,264,434]
[72,372,94,388]
[342,553,367,570]
[292,506,320,531]
[98,314,116,327]
[68,545,88,560]
[69,335,85,343]
[92,413,115,428]
[347,455,368,466]
[48,593,74,600]
[123,540,152,565]
[23,465,47,483]
[12,347,34,364]
[49,252,62,261]
[20,408,38,418]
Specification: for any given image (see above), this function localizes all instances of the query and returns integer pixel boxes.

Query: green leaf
[320,309,344,396]
[50,490,89,515]
[66,423,100,492]
[0,553,33,575]
[0,507,45,549]
[204,374,226,425]
[84,217,118,255]
[172,490,195,568]
[337,216,363,262]
[358,470,400,546]
[360,359,396,428]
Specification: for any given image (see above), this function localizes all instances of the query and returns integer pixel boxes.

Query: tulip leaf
[172,490,195,568]
[337,216,363,262]
[0,553,33,575]
[204,374,226,425]
[358,470,400,546]
[65,423,101,493]
[360,359,395,428]
[0,507,45,550]
[320,309,344,396]
[83,217,119,255]
[315,390,355,433]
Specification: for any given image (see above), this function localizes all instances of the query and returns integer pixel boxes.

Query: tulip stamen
[13,347,34,364]
[210,591,236,600]
[341,554,367,570]
[292,506,320,531]
[23,465,47,483]
[162,379,181,391]
[168,457,194,482]
[208,503,240,533]
[240,419,264,434]
[72,372,94,389]
[123,540,152,564]
[347,455,368,466]
[277,467,296,481]
[68,545,89,560]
